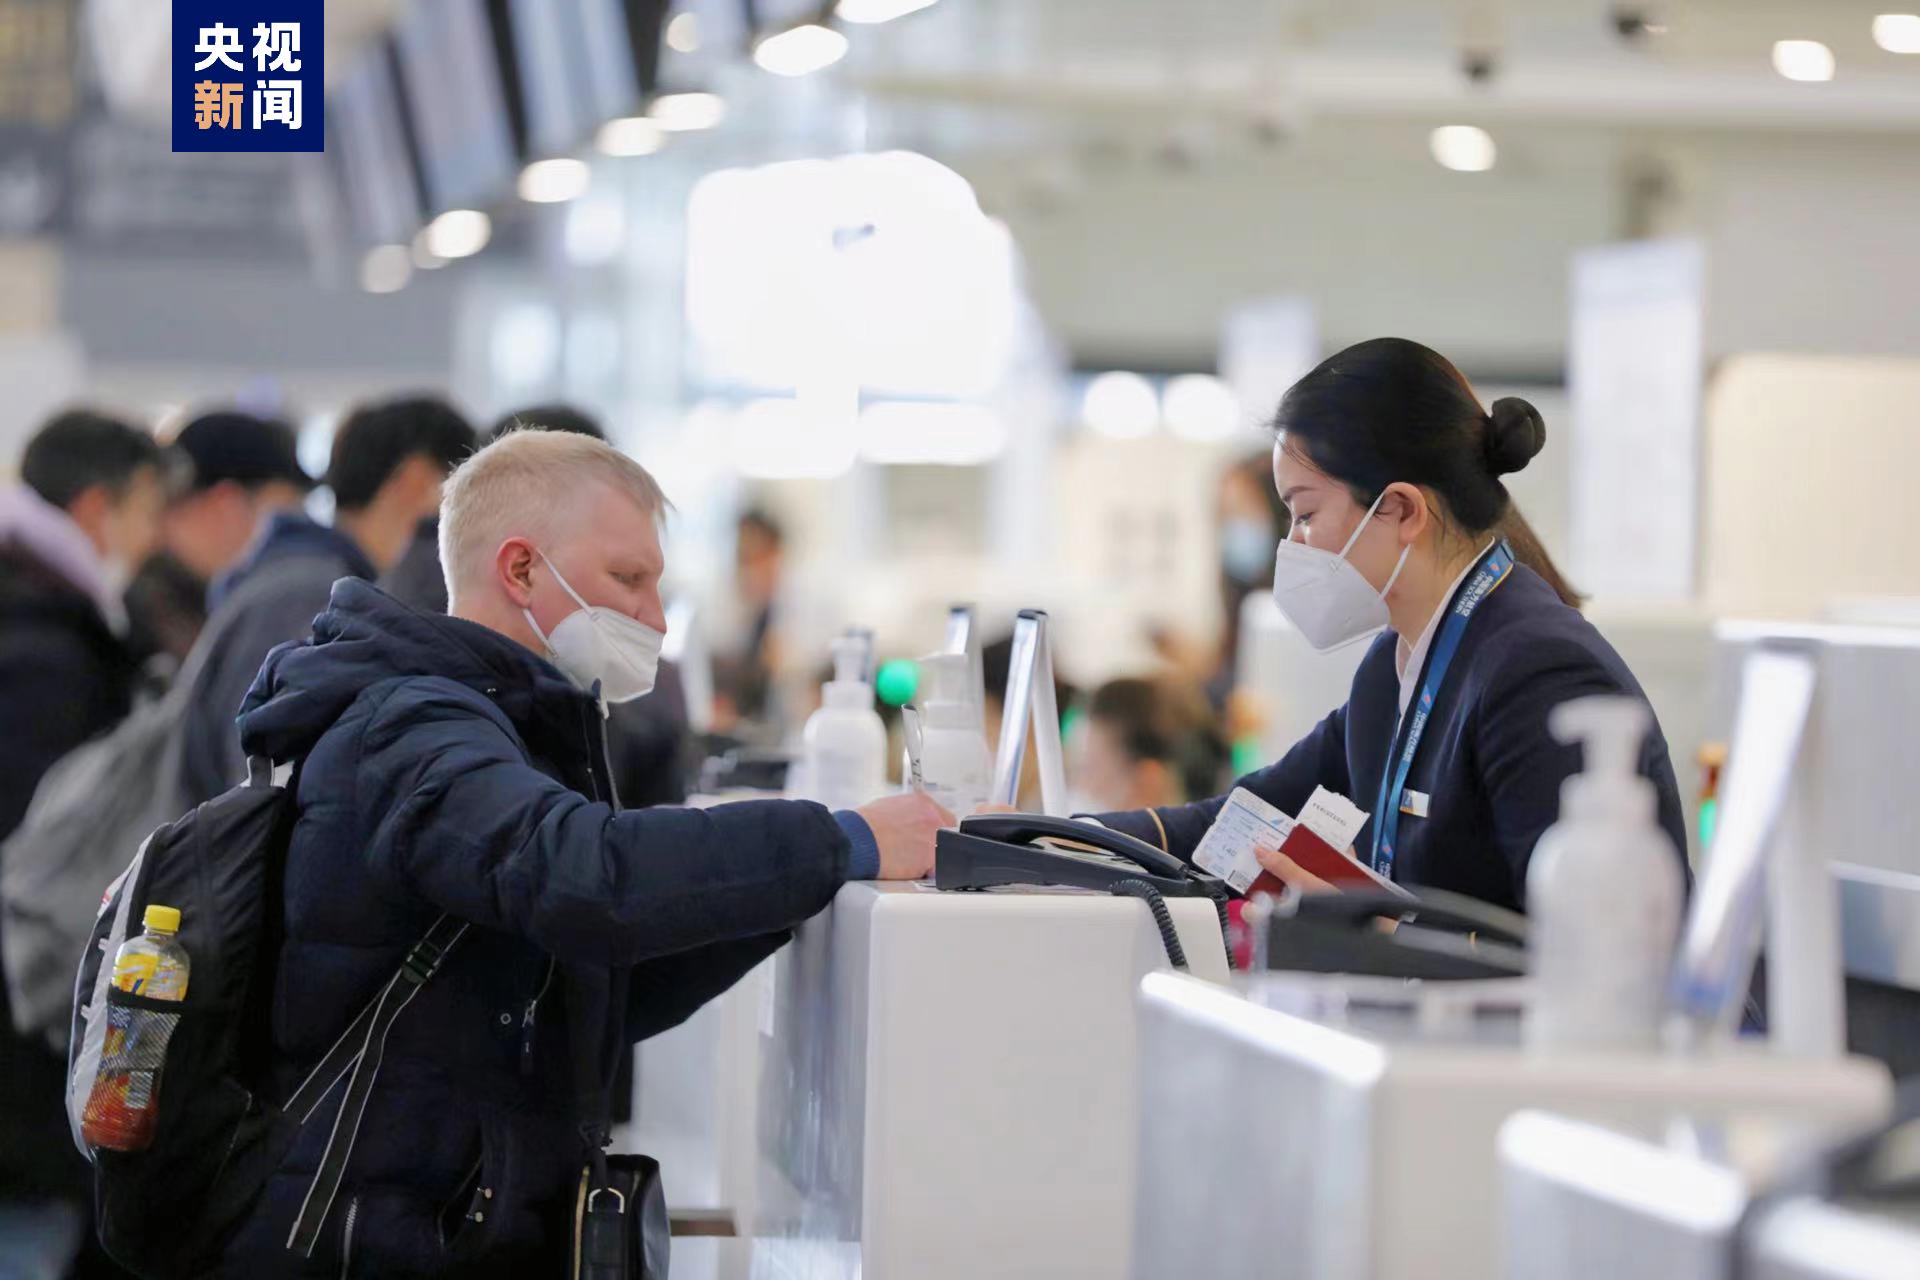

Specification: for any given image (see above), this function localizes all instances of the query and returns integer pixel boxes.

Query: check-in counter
[1131,972,1890,1280]
[751,880,1229,1280]
[1501,1109,1920,1280]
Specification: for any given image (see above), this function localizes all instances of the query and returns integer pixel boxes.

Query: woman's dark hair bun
[1484,397,1546,476]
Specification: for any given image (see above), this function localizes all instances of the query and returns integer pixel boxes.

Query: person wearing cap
[124,409,313,666]
[175,394,475,806]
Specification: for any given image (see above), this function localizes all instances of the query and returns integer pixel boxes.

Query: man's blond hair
[439,428,668,608]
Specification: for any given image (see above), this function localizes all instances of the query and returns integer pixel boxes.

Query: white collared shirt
[1394,540,1498,718]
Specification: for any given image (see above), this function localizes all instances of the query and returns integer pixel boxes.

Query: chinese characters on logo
[192,22,302,133]
[192,22,244,73]
[192,80,243,131]
[174,5,321,152]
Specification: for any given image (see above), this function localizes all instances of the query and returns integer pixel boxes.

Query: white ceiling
[838,0,1920,136]
[96,1,1920,140]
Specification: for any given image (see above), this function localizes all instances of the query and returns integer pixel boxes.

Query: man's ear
[496,536,539,609]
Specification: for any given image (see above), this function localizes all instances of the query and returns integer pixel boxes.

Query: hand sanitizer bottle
[910,653,991,818]
[802,635,887,811]
[1525,696,1683,1053]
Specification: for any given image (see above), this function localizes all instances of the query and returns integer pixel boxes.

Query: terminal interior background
[7,1,1920,1277]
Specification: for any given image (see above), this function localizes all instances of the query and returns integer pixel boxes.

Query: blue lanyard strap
[1370,540,1516,877]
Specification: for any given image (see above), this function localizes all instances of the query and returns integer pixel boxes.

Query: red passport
[1244,825,1406,897]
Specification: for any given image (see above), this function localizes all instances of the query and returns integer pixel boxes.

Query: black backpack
[66,757,463,1279]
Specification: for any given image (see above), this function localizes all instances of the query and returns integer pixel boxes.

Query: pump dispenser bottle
[908,653,991,817]
[1525,696,1684,1052]
[801,635,888,811]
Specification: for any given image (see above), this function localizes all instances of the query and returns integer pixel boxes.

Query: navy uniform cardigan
[1098,561,1690,912]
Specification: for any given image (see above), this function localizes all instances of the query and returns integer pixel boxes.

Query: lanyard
[1370,540,1515,877]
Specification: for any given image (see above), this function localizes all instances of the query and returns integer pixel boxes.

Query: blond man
[217,430,945,1277]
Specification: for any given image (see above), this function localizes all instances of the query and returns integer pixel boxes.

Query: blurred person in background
[1201,451,1294,776]
[711,507,786,733]
[1070,677,1230,814]
[123,410,313,670]
[0,410,167,837]
[211,428,945,1276]
[1209,452,1291,708]
[982,632,1080,811]
[176,394,474,805]
[1145,452,1292,767]
[0,408,166,1278]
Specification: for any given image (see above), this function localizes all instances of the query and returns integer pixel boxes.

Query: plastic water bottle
[82,904,191,1152]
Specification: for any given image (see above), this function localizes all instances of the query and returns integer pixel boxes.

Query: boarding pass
[1191,787,1296,894]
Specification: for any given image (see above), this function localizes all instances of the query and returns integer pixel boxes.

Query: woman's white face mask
[1270,488,1410,652]
[522,550,663,703]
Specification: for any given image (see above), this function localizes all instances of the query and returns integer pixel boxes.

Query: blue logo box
[172,1,324,153]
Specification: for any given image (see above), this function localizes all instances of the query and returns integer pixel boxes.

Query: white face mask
[522,550,664,704]
[1270,488,1411,652]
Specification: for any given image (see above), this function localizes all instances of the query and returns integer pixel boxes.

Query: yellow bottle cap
[143,904,181,934]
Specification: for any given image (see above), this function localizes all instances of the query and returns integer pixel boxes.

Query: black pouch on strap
[566,968,668,1280]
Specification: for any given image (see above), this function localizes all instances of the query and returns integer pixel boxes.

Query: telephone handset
[1291,887,1528,947]
[935,813,1219,898]
[1262,886,1530,980]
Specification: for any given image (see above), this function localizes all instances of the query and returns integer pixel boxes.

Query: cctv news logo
[172,2,323,152]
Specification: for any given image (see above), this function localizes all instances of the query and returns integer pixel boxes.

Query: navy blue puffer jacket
[214,580,855,1277]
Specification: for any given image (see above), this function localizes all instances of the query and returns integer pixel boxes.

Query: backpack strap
[283,914,468,1257]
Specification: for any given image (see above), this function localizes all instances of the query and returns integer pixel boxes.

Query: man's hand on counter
[857,791,955,880]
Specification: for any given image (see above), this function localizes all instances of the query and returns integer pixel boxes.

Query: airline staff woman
[1095,337,1689,910]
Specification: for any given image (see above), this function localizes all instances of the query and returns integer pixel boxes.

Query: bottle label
[114,952,160,995]
[112,946,189,1001]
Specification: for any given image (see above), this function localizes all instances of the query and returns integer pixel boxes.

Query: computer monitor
[1689,622,1920,1073]
[328,39,425,247]
[395,0,518,211]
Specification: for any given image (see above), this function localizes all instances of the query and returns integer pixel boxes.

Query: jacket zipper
[581,700,622,814]
[339,1196,359,1280]
[523,697,608,1077]
[520,955,556,1075]
[438,1152,484,1246]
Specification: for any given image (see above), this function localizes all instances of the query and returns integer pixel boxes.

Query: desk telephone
[935,814,1232,969]
[937,814,1531,981]
[935,814,1214,897]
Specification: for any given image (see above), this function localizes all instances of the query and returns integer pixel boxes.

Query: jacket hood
[0,483,123,629]
[236,577,592,764]
[211,511,377,612]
